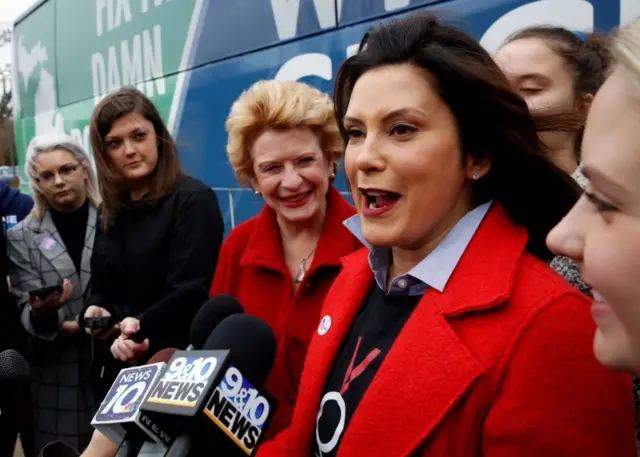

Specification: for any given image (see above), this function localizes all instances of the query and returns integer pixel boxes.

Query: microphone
[140,314,278,457]
[189,295,244,350]
[0,350,32,457]
[91,348,177,456]
[128,284,209,344]
[0,349,30,386]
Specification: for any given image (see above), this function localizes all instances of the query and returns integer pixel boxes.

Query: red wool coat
[258,203,637,457]
[209,187,361,439]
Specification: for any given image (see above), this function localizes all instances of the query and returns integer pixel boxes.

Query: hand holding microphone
[111,318,150,363]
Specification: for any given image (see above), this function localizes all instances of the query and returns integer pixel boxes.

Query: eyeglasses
[36,163,82,185]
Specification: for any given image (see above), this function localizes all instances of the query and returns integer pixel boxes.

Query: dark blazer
[7,205,99,453]
[258,203,636,457]
[210,187,360,439]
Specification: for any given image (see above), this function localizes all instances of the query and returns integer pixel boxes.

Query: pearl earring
[254,190,261,196]
[330,172,336,179]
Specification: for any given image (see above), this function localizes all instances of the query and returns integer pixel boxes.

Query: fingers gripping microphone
[140,314,277,457]
[91,349,178,457]
[189,295,244,350]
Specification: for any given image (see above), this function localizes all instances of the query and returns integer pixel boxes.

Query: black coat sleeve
[164,186,224,292]
[141,186,224,353]
[85,210,118,317]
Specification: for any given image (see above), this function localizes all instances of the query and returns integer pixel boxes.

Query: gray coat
[7,205,99,453]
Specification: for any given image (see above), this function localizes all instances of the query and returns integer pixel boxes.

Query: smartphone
[29,283,63,300]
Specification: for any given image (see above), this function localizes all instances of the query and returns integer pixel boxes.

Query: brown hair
[506,26,612,97]
[90,87,182,229]
[504,27,612,144]
[334,13,580,261]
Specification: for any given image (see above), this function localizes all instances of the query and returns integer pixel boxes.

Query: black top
[312,285,421,457]
[50,200,89,274]
[89,175,224,357]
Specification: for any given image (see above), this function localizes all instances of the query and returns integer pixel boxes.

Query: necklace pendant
[295,263,306,284]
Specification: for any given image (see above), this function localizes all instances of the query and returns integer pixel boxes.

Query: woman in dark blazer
[84,88,223,390]
[257,14,636,457]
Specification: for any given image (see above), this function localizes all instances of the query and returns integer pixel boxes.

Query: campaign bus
[12,0,639,236]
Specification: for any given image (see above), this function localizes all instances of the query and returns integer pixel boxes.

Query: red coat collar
[288,203,529,456]
[240,187,358,276]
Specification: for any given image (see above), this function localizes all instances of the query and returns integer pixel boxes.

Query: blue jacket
[0,181,33,229]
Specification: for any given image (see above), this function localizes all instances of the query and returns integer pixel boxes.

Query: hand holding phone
[29,283,63,300]
[28,279,73,315]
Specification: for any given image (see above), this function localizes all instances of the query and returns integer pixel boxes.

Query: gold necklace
[294,247,317,284]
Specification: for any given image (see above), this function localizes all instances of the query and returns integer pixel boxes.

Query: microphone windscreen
[0,349,30,385]
[147,348,178,364]
[190,295,244,350]
[203,314,276,385]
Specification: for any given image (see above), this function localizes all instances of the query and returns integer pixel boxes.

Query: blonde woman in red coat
[210,80,361,440]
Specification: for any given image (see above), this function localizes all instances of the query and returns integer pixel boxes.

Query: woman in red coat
[210,80,361,439]
[256,13,636,457]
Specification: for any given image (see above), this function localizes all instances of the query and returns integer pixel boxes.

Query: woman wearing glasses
[7,131,102,454]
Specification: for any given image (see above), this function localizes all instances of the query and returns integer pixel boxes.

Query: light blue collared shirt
[343,201,493,296]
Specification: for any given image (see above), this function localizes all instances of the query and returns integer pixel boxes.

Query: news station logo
[93,364,162,423]
[146,354,220,407]
[205,365,272,455]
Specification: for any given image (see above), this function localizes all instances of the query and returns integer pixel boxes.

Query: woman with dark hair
[84,88,223,387]
[495,26,611,183]
[256,13,635,457]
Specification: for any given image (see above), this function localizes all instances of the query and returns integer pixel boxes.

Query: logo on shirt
[318,315,331,336]
[40,236,58,251]
[315,336,381,456]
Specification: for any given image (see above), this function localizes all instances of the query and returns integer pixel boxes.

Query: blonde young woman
[7,131,102,453]
[548,21,640,384]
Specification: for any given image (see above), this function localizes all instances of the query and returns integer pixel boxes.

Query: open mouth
[360,188,401,215]
[592,290,605,303]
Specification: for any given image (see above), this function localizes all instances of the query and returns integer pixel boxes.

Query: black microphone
[0,349,32,457]
[128,284,209,344]
[0,349,30,385]
[189,295,244,350]
[91,349,177,457]
[140,314,277,457]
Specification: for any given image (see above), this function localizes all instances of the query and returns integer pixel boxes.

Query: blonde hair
[25,131,102,219]
[613,20,640,95]
[226,80,343,186]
